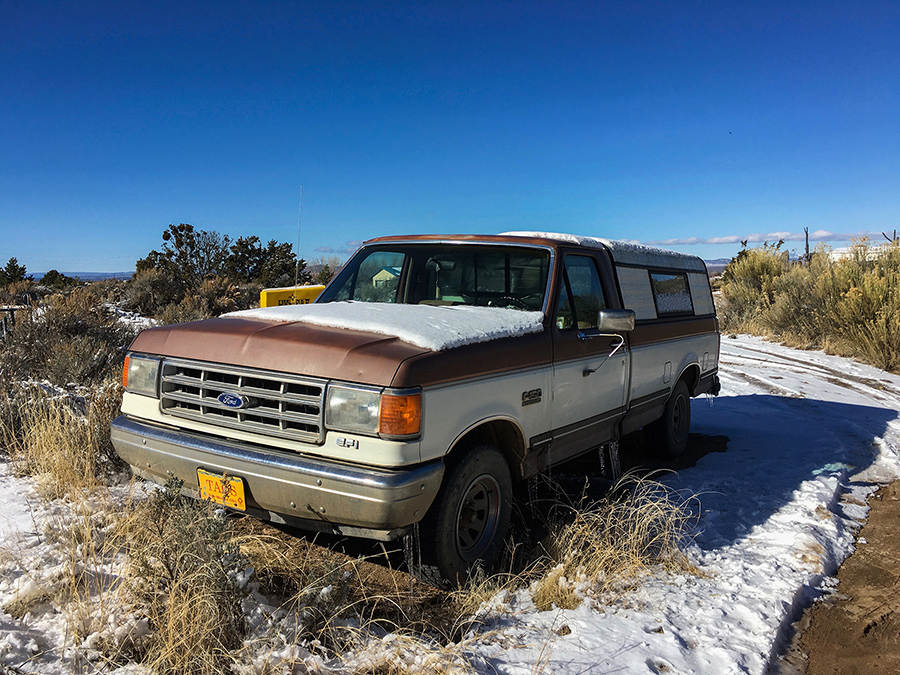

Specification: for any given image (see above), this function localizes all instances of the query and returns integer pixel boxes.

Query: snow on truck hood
[222,302,545,351]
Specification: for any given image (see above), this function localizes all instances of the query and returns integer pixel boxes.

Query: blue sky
[2,1,898,273]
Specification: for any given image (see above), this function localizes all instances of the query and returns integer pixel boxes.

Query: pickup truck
[112,232,720,585]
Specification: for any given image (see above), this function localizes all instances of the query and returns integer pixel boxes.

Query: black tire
[645,380,691,460]
[417,444,512,587]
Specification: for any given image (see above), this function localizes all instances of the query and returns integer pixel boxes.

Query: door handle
[583,336,626,377]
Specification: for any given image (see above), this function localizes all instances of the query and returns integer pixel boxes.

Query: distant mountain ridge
[704,258,730,276]
[33,271,134,281]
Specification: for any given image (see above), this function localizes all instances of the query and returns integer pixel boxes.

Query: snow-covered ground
[3,334,900,673]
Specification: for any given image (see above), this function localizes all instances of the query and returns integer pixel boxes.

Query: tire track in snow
[721,341,900,403]
[719,368,805,398]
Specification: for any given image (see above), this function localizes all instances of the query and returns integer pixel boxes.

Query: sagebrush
[718,238,900,371]
[0,284,137,386]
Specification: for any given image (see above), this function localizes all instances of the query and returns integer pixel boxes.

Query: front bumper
[111,416,444,541]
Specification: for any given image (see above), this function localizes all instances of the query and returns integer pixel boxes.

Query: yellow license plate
[197,469,246,511]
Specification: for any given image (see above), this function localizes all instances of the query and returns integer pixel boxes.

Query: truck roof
[364,231,708,273]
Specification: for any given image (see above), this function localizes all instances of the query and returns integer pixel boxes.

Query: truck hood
[129,303,551,387]
[128,317,428,386]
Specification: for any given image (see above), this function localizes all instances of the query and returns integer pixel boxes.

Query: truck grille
[159,359,326,444]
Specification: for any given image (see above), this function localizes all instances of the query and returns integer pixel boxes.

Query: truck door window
[556,255,607,330]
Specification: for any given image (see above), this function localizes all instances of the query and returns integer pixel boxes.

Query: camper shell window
[650,271,693,316]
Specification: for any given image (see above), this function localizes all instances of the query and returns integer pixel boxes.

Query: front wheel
[416,444,512,587]
[645,380,691,460]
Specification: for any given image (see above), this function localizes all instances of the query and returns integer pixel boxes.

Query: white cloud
[659,236,702,245]
[315,240,364,255]
[706,235,746,245]
[643,230,877,246]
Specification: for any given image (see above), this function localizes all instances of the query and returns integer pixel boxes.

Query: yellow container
[259,285,326,308]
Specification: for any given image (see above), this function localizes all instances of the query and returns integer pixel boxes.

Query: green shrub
[124,268,185,317]
[718,242,789,330]
[145,276,259,324]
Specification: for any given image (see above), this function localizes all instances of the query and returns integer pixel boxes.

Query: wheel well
[448,419,525,472]
[681,363,701,396]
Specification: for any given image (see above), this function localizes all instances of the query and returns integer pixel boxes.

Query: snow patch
[222,301,544,351]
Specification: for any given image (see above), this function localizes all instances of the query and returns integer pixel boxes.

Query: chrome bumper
[111,416,444,541]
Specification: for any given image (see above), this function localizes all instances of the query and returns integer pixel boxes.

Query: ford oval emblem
[217,392,249,409]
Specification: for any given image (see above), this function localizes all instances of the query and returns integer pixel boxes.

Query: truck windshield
[318,244,551,312]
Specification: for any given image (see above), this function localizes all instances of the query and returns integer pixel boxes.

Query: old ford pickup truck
[112,232,720,584]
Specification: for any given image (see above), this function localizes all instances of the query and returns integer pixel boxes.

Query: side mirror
[597,309,635,333]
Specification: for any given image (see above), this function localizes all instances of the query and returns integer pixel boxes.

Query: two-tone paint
[111,232,720,541]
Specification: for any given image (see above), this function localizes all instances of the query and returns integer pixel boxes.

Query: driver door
[549,253,629,462]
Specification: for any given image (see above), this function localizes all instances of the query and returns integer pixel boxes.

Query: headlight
[123,353,161,397]
[325,385,421,439]
[326,385,382,434]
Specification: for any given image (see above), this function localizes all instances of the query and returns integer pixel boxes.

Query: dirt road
[778,480,900,674]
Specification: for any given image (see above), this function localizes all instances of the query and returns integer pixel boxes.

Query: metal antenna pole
[294,185,303,287]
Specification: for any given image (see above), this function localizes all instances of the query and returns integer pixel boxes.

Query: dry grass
[0,383,125,499]
[0,481,249,674]
[118,492,488,673]
[450,564,520,621]
[120,479,248,675]
[0,484,145,671]
[0,388,701,672]
[51,497,140,663]
[2,468,701,673]
[232,518,460,646]
[530,474,698,611]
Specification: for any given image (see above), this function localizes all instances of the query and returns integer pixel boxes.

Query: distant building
[828,244,892,262]
[372,266,401,287]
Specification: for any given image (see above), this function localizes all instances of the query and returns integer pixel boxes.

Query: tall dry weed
[531,474,697,611]
[122,479,249,675]
[1,384,125,498]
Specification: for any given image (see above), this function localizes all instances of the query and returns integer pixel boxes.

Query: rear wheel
[645,380,691,460]
[416,444,512,587]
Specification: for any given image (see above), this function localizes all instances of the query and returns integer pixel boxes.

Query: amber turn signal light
[379,392,421,437]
